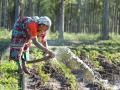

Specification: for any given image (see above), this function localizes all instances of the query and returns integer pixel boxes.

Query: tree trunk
[101,0,109,40]
[0,0,2,27]
[76,0,81,33]
[2,0,7,28]
[15,0,20,21]
[58,0,64,41]
[19,0,24,18]
[15,0,24,21]
[118,17,120,34]
[28,0,33,16]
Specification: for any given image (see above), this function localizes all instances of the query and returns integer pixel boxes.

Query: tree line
[0,0,120,40]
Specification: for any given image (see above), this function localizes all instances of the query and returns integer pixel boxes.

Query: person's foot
[23,66,31,75]
[18,68,24,74]
[22,59,31,75]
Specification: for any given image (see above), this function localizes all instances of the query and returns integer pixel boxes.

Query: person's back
[10,17,36,61]
[9,16,54,75]
[11,17,35,46]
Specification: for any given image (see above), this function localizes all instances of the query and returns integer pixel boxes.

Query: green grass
[0,29,11,55]
[64,33,100,41]
[70,43,120,70]
[47,32,100,41]
[0,29,11,39]
[31,49,78,89]
[47,32,120,45]
[0,60,18,90]
[36,63,50,83]
[0,29,18,89]
[1,28,120,42]
[50,60,77,90]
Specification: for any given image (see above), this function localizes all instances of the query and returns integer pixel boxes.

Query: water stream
[55,47,120,90]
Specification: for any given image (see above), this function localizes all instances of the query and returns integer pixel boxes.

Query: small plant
[50,60,78,90]
[0,60,18,89]
[30,47,43,59]
[36,63,50,83]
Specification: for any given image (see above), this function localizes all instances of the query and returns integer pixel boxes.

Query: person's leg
[10,47,24,74]
[22,50,31,75]
[22,58,31,74]
[16,60,23,74]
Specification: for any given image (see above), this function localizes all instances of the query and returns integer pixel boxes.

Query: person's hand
[46,50,55,59]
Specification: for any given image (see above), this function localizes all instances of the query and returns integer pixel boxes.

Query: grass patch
[36,63,50,83]
[31,49,78,89]
[64,33,100,41]
[0,29,11,39]
[70,44,120,70]
[50,60,77,90]
[0,29,11,58]
[0,60,18,90]
[47,32,100,41]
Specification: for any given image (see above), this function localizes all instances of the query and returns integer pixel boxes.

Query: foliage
[47,32,100,41]
[0,29,11,50]
[29,47,43,59]
[36,63,50,83]
[88,50,100,68]
[65,0,76,4]
[47,31,58,40]
[50,60,77,90]
[69,36,120,71]
[0,60,18,90]
[0,29,11,60]
[0,29,11,39]
[32,49,77,89]
[1,0,120,36]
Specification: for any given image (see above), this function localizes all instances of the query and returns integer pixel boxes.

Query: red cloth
[27,22,38,37]
[27,22,47,46]
[27,22,46,43]
[39,32,46,43]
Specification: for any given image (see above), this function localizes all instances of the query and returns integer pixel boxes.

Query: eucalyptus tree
[57,0,77,40]
[28,0,33,16]
[15,0,24,20]
[1,0,7,28]
[57,0,64,41]
[102,0,109,40]
[0,0,2,27]
[76,0,81,33]
[7,0,15,29]
[64,0,78,33]
[109,0,120,35]
[15,0,19,21]
[2,0,120,37]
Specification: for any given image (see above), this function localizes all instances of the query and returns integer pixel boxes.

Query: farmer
[9,16,54,74]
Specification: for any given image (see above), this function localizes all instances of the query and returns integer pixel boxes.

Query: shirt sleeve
[39,32,46,43]
[27,22,38,37]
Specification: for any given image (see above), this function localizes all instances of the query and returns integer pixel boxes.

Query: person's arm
[41,38,48,49]
[32,36,54,58]
[27,22,54,58]
[43,40,48,49]
[39,32,48,48]
[41,40,49,55]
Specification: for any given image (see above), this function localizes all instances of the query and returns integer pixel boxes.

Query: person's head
[38,16,52,34]
[32,16,40,22]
